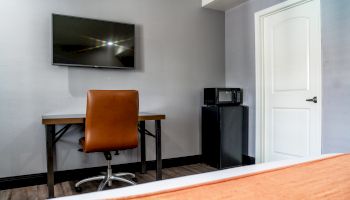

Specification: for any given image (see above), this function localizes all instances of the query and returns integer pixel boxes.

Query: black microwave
[204,88,243,105]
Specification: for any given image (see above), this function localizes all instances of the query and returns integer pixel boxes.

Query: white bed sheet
[53,154,340,200]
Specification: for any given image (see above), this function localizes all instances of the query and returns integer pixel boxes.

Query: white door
[259,0,322,162]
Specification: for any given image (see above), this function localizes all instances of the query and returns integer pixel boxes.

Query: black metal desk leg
[139,121,146,174]
[155,120,162,180]
[46,125,55,198]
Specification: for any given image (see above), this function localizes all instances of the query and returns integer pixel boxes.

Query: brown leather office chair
[75,90,139,192]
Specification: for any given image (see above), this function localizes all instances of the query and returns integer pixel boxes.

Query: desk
[42,112,166,198]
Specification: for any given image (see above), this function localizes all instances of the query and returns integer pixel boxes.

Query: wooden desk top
[42,112,166,125]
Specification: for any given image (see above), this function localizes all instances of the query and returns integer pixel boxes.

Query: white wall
[0,0,225,178]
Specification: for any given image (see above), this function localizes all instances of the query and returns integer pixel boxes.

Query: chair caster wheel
[75,186,82,192]
[132,177,138,183]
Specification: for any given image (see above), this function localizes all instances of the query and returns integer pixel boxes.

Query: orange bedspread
[114,154,350,200]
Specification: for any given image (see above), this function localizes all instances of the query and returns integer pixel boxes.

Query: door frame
[255,0,322,163]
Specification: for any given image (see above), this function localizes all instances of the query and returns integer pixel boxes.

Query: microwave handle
[216,92,219,104]
[233,91,236,103]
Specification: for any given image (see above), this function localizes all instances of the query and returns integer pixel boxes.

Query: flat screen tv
[52,14,135,69]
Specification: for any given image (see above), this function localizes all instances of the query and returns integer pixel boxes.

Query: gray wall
[321,0,350,153]
[0,0,225,178]
[225,0,350,156]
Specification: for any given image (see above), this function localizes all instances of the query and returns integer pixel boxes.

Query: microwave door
[218,91,232,103]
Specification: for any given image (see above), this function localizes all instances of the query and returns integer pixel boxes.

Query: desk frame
[42,113,165,198]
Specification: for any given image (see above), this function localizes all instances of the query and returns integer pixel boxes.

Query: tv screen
[52,14,135,69]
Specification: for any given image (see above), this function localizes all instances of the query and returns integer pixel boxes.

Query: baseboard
[242,154,255,165]
[0,155,202,190]
[0,173,47,191]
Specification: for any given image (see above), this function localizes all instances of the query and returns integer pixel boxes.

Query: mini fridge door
[219,106,243,168]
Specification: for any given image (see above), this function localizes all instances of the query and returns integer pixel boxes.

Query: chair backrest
[84,90,139,153]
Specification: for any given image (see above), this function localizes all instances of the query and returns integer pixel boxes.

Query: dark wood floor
[0,164,216,200]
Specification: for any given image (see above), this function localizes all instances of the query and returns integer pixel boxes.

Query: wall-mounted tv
[52,14,135,69]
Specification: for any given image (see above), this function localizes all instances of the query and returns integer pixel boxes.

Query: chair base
[74,160,137,192]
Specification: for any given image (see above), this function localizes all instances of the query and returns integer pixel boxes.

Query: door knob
[306,97,317,103]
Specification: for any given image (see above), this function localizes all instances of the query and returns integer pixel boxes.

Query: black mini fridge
[202,105,247,169]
